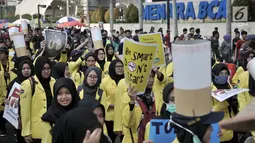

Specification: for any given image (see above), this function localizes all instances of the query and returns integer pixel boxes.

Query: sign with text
[139,32,166,67]
[212,88,249,102]
[233,7,248,22]
[149,119,176,143]
[3,82,21,129]
[123,39,157,94]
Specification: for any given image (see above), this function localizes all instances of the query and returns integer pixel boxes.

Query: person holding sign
[122,71,156,143]
[100,59,124,142]
[20,56,56,143]
[212,63,239,142]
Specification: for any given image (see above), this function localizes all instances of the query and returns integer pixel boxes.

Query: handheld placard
[91,27,104,49]
[21,20,28,34]
[8,27,19,41]
[11,32,28,57]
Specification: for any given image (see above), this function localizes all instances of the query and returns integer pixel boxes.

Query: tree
[125,4,134,22]
[95,6,106,22]
[104,8,121,23]
[91,11,97,23]
[128,5,138,23]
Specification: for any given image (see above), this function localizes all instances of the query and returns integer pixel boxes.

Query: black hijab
[106,44,114,62]
[212,63,230,89]
[82,66,102,98]
[249,74,255,97]
[95,49,106,71]
[108,59,124,85]
[51,108,104,143]
[17,59,34,83]
[35,56,53,109]
[53,62,67,79]
[80,52,96,74]
[79,96,105,118]
[41,78,79,124]
[160,82,174,118]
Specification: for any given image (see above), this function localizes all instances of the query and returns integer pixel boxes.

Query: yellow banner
[123,39,158,94]
[138,32,166,67]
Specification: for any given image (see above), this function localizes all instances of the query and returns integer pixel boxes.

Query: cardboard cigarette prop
[8,27,19,41]
[11,32,28,57]
[91,27,104,49]
[221,59,255,131]
[172,40,212,117]
[21,20,28,34]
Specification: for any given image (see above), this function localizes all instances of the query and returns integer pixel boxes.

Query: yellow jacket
[211,85,234,142]
[20,76,55,139]
[113,79,127,132]
[232,67,244,85]
[100,75,117,121]
[68,58,85,86]
[95,61,110,78]
[41,122,52,143]
[78,87,101,101]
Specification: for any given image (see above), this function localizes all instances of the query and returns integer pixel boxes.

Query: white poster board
[233,6,248,22]
[212,88,249,102]
[3,82,21,129]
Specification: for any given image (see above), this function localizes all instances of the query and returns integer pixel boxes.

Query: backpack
[28,76,36,96]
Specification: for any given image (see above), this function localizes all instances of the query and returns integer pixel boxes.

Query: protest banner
[21,20,28,34]
[91,27,104,49]
[149,119,176,143]
[44,29,67,59]
[3,82,21,129]
[11,32,28,57]
[139,32,166,67]
[212,88,249,102]
[123,38,157,94]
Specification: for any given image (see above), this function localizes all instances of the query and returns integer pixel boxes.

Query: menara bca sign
[143,0,226,21]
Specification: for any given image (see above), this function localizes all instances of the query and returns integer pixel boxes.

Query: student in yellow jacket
[95,49,111,77]
[106,44,116,62]
[20,56,55,143]
[41,78,79,143]
[100,59,124,142]
[78,66,102,100]
[212,63,238,142]
[122,71,157,143]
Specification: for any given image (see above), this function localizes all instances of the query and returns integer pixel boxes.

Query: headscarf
[53,62,67,79]
[80,52,96,74]
[95,49,106,71]
[212,63,230,89]
[51,108,103,143]
[17,59,34,83]
[82,66,102,98]
[106,44,114,62]
[223,34,231,42]
[79,96,105,118]
[35,56,53,109]
[41,78,79,124]
[108,59,124,85]
[160,82,174,118]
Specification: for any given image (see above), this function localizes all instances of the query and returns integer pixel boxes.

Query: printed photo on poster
[44,29,67,58]
[3,82,21,129]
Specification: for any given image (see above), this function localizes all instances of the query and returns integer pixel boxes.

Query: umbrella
[13,19,30,25]
[0,19,9,24]
[56,16,79,24]
[58,21,86,28]
[0,23,15,29]
[31,18,46,25]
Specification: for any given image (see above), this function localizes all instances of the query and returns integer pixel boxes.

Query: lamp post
[37,4,46,29]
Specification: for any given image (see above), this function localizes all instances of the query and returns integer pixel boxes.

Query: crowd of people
[0,24,254,143]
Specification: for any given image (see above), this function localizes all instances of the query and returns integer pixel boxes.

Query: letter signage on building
[143,0,226,21]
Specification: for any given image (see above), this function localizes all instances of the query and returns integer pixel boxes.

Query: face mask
[214,75,228,85]
[166,103,176,113]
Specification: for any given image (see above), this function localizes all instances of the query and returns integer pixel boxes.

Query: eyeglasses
[42,67,51,71]
[115,65,124,68]
[88,76,98,80]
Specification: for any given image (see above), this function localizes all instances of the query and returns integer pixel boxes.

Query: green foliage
[104,10,110,23]
[125,4,134,22]
[95,6,106,23]
[91,11,97,23]
[128,5,138,23]
[104,8,121,23]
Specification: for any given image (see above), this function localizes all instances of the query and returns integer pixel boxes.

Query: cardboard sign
[44,29,67,59]
[172,40,212,117]
[8,27,19,40]
[11,32,28,57]
[212,88,249,102]
[139,32,166,67]
[91,27,103,49]
[149,119,176,143]
[21,20,28,34]
[123,38,157,94]
[3,82,21,129]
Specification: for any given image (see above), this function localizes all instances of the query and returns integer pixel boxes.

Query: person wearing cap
[122,70,157,143]
[212,63,239,142]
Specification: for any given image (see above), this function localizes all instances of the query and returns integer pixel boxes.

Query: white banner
[212,88,249,102]
[3,82,21,129]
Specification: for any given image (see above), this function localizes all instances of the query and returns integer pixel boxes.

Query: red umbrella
[58,21,86,28]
